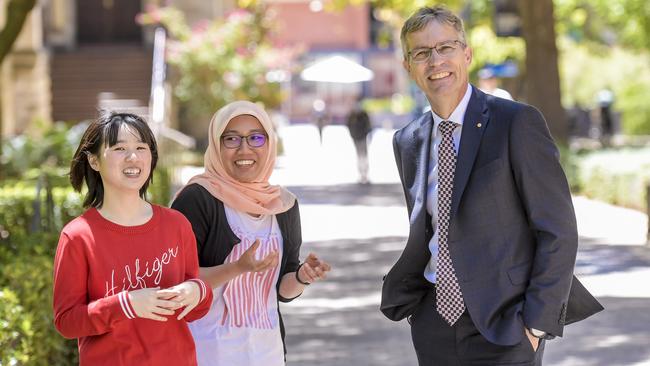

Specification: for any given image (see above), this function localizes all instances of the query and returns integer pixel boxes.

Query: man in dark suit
[380,6,603,365]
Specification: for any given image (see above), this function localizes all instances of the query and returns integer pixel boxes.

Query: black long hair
[69,112,158,208]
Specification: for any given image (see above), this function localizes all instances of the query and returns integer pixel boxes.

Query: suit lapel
[410,113,434,219]
[450,87,490,219]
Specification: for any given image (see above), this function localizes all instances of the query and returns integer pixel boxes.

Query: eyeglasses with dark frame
[221,133,268,149]
[408,40,466,64]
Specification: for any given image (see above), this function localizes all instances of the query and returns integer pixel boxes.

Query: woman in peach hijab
[171,101,331,366]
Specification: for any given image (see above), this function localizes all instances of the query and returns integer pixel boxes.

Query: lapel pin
[476,122,482,128]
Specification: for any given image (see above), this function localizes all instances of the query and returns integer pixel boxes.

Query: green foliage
[467,24,525,77]
[0,289,32,366]
[363,94,414,115]
[0,177,82,364]
[327,0,472,25]
[0,183,82,239]
[555,0,650,50]
[0,227,79,365]
[325,0,523,79]
[1,121,83,180]
[616,76,650,135]
[572,147,650,210]
[138,4,301,120]
[560,40,650,134]
[0,171,173,240]
[148,167,173,206]
[329,0,650,108]
[558,144,581,192]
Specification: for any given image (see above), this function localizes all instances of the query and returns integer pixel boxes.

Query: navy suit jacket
[380,86,603,345]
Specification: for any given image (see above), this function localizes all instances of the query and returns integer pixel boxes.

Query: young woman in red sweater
[52,112,212,365]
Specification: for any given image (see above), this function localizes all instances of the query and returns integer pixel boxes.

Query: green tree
[138,4,300,124]
[330,0,650,141]
[327,0,570,143]
[555,0,650,50]
[555,0,650,135]
[0,0,37,179]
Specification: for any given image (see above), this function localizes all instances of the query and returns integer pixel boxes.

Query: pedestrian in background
[596,86,615,146]
[381,6,603,365]
[478,67,513,100]
[312,98,328,144]
[346,96,372,184]
[171,101,331,366]
[53,112,213,365]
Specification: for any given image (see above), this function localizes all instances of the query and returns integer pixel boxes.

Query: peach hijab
[177,101,295,215]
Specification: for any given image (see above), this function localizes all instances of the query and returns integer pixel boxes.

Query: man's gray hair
[400,6,467,60]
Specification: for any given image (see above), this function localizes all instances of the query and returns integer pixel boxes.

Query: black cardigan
[170,183,302,353]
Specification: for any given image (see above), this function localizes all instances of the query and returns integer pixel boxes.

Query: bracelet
[295,263,311,285]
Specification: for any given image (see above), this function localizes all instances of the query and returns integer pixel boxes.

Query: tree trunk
[0,0,36,63]
[0,0,37,178]
[519,0,567,144]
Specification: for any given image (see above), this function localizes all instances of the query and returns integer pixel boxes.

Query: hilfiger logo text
[104,246,180,297]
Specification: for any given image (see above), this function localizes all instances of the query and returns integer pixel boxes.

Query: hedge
[572,147,650,211]
[0,232,78,366]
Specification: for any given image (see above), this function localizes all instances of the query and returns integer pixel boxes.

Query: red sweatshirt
[53,205,212,365]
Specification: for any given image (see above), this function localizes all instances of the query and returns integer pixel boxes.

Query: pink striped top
[188,205,285,366]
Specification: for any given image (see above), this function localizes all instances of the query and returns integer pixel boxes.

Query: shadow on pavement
[287,183,406,207]
[283,236,416,366]
[576,238,650,276]
[545,297,650,366]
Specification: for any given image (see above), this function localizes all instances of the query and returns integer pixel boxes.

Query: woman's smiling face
[219,114,269,183]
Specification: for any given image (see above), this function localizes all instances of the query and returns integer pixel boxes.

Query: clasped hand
[128,281,201,321]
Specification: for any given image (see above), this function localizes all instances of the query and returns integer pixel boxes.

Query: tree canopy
[324,0,650,138]
[138,3,301,120]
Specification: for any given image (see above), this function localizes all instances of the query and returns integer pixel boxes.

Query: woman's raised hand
[298,252,332,284]
[236,239,279,273]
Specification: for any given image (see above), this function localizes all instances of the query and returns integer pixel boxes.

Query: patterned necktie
[436,120,465,325]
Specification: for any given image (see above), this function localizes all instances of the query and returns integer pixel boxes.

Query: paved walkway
[182,124,650,365]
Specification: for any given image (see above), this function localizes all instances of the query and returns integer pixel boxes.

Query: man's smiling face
[403,20,472,116]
